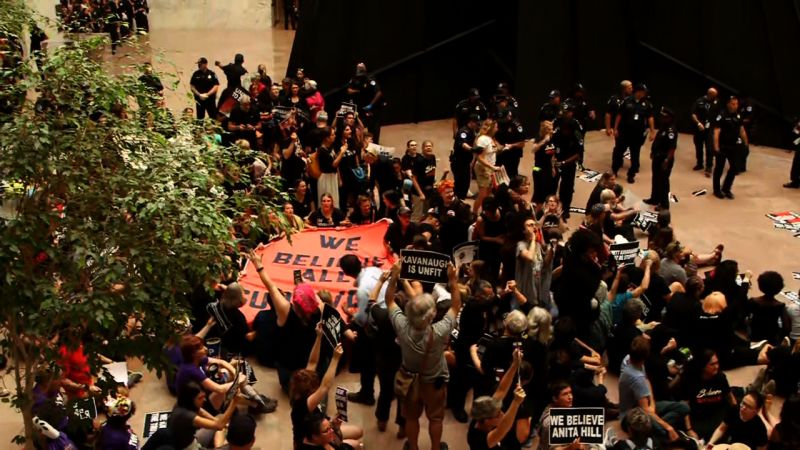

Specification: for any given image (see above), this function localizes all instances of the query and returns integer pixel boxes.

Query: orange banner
[238,220,395,324]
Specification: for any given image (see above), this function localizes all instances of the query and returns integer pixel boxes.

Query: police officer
[190,57,220,120]
[644,107,678,210]
[605,80,632,137]
[567,84,593,170]
[347,62,384,143]
[785,117,800,189]
[494,107,526,178]
[491,82,520,120]
[712,96,748,199]
[690,87,718,174]
[539,89,562,123]
[453,88,487,136]
[612,83,655,184]
[451,114,479,199]
[551,110,583,219]
[215,53,247,107]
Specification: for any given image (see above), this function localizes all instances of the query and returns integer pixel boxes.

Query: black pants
[554,163,577,213]
[375,344,404,425]
[353,330,377,398]
[790,149,800,184]
[713,147,739,193]
[650,156,673,208]
[447,353,479,412]
[532,166,555,204]
[135,12,149,32]
[363,111,382,144]
[497,151,521,179]
[612,132,645,177]
[196,96,218,121]
[451,157,472,200]
[693,130,712,169]
[106,25,120,53]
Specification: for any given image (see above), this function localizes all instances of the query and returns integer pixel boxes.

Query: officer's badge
[460,133,467,139]
[668,133,675,139]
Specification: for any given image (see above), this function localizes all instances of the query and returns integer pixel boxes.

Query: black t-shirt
[281,141,306,186]
[663,292,700,340]
[467,421,496,450]
[651,126,678,159]
[618,97,654,133]
[291,194,313,219]
[370,154,396,193]
[455,99,488,128]
[641,273,671,322]
[167,406,198,450]
[320,304,345,359]
[606,94,625,122]
[551,119,582,162]
[713,110,744,147]
[348,206,377,225]
[229,105,260,127]
[401,153,426,182]
[347,75,381,109]
[316,146,337,174]
[691,95,717,128]
[276,309,318,370]
[384,222,419,254]
[190,69,219,99]
[219,307,249,356]
[436,199,473,254]
[419,155,437,190]
[291,398,316,445]
[221,63,247,89]
[724,406,768,449]
[307,209,346,228]
[680,372,731,438]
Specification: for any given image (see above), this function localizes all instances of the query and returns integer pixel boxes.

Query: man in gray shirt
[619,336,692,448]
[385,261,461,450]
[659,241,688,286]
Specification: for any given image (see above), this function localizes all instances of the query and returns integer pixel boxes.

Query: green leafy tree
[0,2,285,447]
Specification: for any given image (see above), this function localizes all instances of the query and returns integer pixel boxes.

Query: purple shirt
[98,425,139,450]
[174,358,208,393]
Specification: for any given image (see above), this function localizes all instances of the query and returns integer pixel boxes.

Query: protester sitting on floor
[706,390,768,450]
[747,271,791,345]
[168,381,241,449]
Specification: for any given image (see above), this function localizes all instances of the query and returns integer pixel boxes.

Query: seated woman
[706,390,768,450]
[298,410,356,450]
[676,349,737,442]
[306,193,348,228]
[290,329,361,449]
[600,188,637,242]
[97,397,140,450]
[748,271,790,345]
[168,381,240,449]
[690,292,770,370]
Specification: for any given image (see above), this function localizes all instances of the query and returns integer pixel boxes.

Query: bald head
[621,80,633,96]
[707,87,718,99]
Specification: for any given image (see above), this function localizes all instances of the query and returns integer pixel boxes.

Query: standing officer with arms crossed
[644,107,678,210]
[712,96,748,199]
[612,83,655,184]
[690,87,718,176]
[190,57,220,121]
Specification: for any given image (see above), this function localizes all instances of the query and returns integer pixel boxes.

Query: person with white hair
[385,260,461,450]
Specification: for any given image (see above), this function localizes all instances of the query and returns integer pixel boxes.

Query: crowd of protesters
[16,27,800,449]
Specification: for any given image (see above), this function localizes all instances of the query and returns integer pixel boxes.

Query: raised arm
[487,386,526,448]
[493,348,521,402]
[631,259,653,297]
[247,249,291,326]
[307,343,344,412]
[306,322,324,371]
[447,263,461,318]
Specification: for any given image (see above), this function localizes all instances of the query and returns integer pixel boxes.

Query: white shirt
[476,135,497,166]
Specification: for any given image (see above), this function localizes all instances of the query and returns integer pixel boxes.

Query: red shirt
[58,344,92,396]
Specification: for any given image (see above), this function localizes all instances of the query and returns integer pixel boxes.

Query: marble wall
[149,0,272,30]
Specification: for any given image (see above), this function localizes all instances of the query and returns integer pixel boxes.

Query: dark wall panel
[290,0,800,148]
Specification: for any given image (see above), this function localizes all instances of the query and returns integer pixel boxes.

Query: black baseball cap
[468,88,480,97]
[549,89,561,98]
[197,57,208,64]
[467,114,480,122]
[634,83,648,92]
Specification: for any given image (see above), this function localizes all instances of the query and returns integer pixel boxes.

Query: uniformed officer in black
[712,96,748,199]
[494,107,526,178]
[451,114,479,199]
[644,107,678,210]
[605,80,632,137]
[551,108,583,219]
[690,87,718,174]
[566,84,595,170]
[453,88,487,136]
[738,95,755,172]
[346,62,384,142]
[539,89,562,123]
[491,82,520,120]
[190,57,220,120]
[785,117,800,189]
[612,83,655,184]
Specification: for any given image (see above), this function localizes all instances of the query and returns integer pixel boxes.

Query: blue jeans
[651,401,689,440]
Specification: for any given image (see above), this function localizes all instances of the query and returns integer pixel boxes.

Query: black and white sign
[548,407,605,445]
[792,272,800,280]
[691,189,707,197]
[632,211,659,232]
[569,207,586,215]
[453,241,479,270]
[578,169,601,183]
[338,102,357,116]
[782,291,799,303]
[143,411,171,439]
[335,386,348,422]
[610,241,640,266]
[400,249,450,283]
[68,397,97,428]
